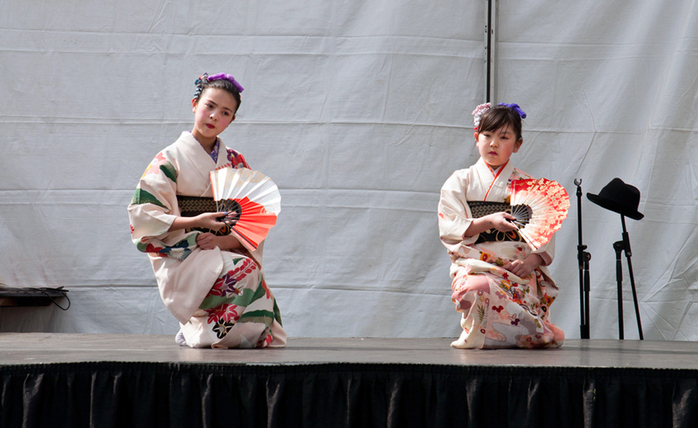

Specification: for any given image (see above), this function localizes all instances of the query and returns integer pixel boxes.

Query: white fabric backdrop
[1,0,697,340]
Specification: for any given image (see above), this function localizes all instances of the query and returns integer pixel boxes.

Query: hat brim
[587,193,644,220]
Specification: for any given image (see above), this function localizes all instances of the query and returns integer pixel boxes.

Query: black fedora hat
[587,178,644,220]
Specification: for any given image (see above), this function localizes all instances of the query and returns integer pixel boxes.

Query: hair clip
[207,73,244,93]
[193,73,209,99]
[498,103,527,119]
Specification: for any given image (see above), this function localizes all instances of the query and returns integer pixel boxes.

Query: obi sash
[177,195,230,236]
[467,200,525,244]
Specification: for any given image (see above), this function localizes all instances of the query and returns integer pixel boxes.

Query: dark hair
[478,105,523,141]
[194,78,242,113]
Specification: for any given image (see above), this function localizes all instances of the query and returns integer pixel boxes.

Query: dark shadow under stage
[1,335,697,428]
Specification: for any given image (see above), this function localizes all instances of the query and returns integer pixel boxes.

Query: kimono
[438,157,564,349]
[128,132,286,348]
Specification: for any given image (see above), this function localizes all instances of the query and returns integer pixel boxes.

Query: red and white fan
[509,178,570,250]
[209,167,281,251]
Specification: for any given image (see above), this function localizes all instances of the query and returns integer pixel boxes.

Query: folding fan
[209,167,281,251]
[508,178,570,250]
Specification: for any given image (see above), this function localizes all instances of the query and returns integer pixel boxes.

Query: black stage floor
[1,334,697,427]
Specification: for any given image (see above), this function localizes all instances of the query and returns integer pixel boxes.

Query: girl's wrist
[169,216,194,232]
[477,216,493,232]
[527,253,544,268]
[463,217,490,239]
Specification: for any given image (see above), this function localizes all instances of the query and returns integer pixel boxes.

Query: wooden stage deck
[0,334,696,369]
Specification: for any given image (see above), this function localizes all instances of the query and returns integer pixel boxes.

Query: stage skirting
[0,335,697,427]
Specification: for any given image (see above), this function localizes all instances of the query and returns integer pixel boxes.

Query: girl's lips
[206,124,215,129]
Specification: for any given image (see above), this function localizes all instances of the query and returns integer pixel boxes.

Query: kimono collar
[208,139,220,163]
[173,132,234,197]
[476,157,515,201]
[178,132,230,168]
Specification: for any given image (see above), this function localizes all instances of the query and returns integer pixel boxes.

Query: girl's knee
[218,256,261,291]
[452,275,491,311]
[236,257,260,283]
[452,274,490,293]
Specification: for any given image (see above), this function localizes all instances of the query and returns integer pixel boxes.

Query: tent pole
[484,0,497,103]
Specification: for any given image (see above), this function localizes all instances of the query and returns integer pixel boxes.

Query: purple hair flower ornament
[498,103,526,119]
[194,73,245,99]
[207,73,245,93]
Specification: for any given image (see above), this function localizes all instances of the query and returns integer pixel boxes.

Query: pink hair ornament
[472,103,491,131]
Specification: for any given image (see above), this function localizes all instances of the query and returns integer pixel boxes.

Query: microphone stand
[574,179,591,339]
[613,214,644,340]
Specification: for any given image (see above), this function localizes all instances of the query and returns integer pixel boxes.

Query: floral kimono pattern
[128,132,286,348]
[438,158,564,349]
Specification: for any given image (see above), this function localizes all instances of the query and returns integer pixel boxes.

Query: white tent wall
[0,0,697,340]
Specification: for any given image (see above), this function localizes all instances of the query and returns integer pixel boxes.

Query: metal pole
[484,0,497,103]
[614,240,625,339]
[575,178,591,339]
[620,215,644,340]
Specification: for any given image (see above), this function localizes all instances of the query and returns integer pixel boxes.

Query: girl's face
[191,87,238,147]
[475,125,522,170]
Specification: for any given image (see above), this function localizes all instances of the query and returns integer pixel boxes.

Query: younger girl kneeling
[438,103,564,349]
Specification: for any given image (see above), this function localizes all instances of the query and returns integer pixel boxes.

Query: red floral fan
[509,178,570,250]
[209,167,281,251]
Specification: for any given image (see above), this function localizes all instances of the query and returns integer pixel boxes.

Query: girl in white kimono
[438,103,564,349]
[128,73,286,348]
